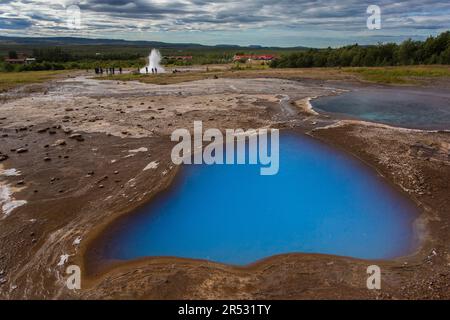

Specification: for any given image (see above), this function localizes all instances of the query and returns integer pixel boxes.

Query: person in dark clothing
[155,67,158,74]
[119,67,122,74]
[146,67,148,74]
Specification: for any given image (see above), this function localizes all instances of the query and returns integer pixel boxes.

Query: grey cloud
[0,0,449,45]
[0,17,32,29]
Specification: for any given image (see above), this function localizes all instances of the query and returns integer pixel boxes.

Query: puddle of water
[96,133,419,265]
[311,87,450,130]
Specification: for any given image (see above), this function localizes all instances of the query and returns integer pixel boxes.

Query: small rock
[69,134,84,142]
[44,157,51,161]
[17,180,25,185]
[16,148,28,154]
[53,139,66,146]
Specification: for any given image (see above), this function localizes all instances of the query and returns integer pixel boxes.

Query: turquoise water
[312,88,450,130]
[99,133,418,265]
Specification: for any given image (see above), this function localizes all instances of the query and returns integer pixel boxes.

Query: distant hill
[0,36,309,50]
[0,36,202,48]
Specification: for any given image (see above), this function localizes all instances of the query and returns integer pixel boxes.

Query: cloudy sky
[0,0,449,47]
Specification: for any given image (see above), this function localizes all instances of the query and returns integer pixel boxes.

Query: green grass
[343,66,450,84]
[0,70,68,92]
[94,66,354,85]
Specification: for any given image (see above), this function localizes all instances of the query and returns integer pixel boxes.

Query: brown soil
[0,71,448,299]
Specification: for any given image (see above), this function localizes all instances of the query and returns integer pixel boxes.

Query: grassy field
[97,67,352,85]
[1,66,448,93]
[97,65,450,86]
[343,65,450,84]
[0,70,69,92]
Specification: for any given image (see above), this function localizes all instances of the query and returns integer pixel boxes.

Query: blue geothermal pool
[311,87,450,130]
[99,133,419,265]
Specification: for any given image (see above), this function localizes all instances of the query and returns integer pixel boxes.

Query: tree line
[31,47,142,62]
[271,31,450,68]
[1,47,143,72]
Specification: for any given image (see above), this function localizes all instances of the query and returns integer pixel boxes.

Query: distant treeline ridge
[271,31,450,68]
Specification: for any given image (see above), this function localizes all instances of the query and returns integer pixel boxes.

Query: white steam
[140,49,165,74]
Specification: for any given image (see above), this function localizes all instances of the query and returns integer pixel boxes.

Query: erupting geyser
[140,49,165,74]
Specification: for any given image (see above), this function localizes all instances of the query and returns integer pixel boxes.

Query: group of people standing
[144,67,158,74]
[94,67,123,75]
[92,66,161,75]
